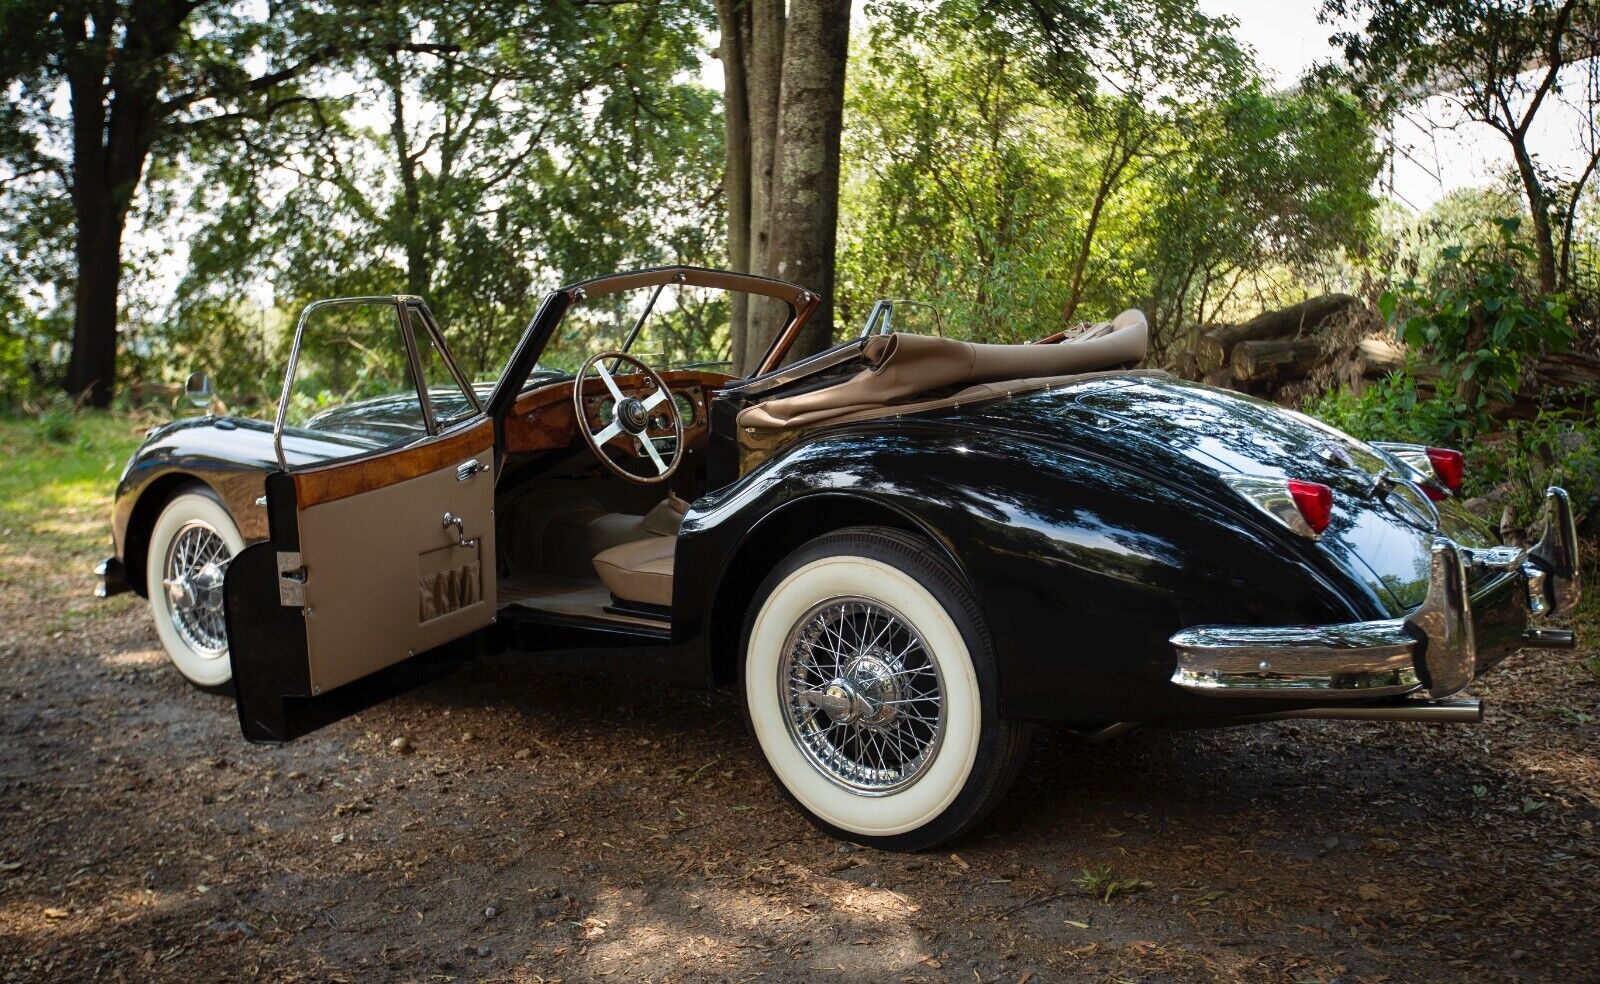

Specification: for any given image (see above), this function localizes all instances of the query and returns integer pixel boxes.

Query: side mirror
[184,371,214,410]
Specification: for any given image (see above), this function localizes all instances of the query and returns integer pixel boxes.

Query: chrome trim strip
[720,338,871,397]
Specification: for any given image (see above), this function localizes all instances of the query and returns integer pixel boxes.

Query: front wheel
[742,527,1028,851]
[145,486,244,690]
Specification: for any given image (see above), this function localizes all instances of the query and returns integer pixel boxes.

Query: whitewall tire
[743,527,1029,851]
[145,486,245,690]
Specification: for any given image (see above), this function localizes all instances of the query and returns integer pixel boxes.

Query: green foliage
[1310,218,1595,526]
[1071,866,1150,903]
[1380,218,1573,410]
[0,411,147,557]
[1311,376,1600,526]
[836,2,1380,349]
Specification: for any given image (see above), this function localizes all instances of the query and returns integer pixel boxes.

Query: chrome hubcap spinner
[780,598,945,795]
[162,522,231,656]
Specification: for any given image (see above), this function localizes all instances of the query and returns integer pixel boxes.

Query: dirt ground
[3,483,1600,982]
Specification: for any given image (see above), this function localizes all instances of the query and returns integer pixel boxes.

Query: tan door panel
[296,425,496,694]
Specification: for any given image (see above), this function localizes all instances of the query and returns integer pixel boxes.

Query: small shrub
[1379,217,1574,413]
[33,395,77,444]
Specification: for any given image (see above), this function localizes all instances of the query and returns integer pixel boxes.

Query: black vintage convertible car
[99,266,1582,849]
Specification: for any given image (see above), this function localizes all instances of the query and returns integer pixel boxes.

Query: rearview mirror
[184,371,214,410]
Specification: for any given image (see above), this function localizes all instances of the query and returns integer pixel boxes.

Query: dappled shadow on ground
[3,611,1598,981]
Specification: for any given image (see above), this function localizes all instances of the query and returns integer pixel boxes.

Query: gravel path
[3,517,1598,982]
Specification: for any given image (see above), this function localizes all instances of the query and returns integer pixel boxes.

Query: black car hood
[934,373,1498,614]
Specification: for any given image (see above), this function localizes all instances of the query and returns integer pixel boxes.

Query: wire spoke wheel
[779,597,946,795]
[161,521,231,656]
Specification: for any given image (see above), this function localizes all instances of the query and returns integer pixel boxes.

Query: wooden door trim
[292,418,493,508]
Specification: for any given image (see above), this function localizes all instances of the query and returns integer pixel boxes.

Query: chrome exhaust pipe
[1523,628,1576,649]
[1078,697,1484,742]
[1248,697,1483,724]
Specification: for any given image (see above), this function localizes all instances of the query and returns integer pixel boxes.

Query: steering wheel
[573,351,685,485]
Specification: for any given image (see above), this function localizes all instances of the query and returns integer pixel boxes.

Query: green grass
[0,411,150,559]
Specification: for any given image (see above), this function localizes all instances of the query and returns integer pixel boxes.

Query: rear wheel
[742,527,1028,851]
[145,487,244,690]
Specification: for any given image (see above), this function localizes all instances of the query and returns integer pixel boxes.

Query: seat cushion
[592,534,676,607]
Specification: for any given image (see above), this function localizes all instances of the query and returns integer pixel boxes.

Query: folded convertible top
[738,308,1149,431]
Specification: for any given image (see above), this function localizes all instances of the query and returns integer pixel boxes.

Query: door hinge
[277,551,307,606]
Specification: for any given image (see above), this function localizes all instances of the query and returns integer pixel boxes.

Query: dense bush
[1308,218,1595,528]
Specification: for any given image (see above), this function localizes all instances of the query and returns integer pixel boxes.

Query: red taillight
[1425,447,1464,492]
[1287,479,1333,535]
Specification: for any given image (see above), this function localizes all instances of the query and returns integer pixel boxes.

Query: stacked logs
[1189,293,1370,401]
[1175,292,1600,413]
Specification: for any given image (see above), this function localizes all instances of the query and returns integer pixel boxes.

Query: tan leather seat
[592,535,675,607]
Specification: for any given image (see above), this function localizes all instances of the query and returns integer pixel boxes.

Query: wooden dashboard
[503,369,736,455]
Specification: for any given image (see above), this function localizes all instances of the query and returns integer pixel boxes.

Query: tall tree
[715,0,852,373]
[0,1,340,406]
[1323,0,1600,294]
[172,0,722,389]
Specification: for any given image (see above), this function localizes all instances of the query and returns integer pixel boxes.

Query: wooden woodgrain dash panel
[294,419,494,508]
[504,370,732,454]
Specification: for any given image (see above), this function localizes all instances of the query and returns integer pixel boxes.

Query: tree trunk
[739,0,788,372]
[714,0,753,365]
[758,0,851,364]
[1510,138,1560,294]
[66,190,126,408]
[59,1,188,408]
[1230,337,1324,384]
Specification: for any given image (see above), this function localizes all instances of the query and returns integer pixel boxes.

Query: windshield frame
[487,265,820,418]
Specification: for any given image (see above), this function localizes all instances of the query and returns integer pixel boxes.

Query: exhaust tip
[1523,628,1576,650]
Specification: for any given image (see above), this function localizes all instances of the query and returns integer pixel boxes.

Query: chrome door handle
[442,512,478,549]
[457,459,489,481]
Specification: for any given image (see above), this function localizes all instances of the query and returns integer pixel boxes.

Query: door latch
[457,458,489,481]
[443,512,478,549]
[276,551,307,606]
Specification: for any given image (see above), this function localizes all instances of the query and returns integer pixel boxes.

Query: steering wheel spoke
[639,432,670,475]
[573,351,685,485]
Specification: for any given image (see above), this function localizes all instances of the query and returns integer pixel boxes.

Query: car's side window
[279,299,429,462]
[406,305,479,430]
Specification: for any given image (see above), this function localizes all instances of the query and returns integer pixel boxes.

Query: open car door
[224,296,497,742]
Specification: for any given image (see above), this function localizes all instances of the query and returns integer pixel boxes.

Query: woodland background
[3,0,1599,525]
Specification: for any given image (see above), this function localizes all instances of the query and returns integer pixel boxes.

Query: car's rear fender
[674,423,1378,724]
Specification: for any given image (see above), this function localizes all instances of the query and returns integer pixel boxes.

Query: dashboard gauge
[673,393,696,424]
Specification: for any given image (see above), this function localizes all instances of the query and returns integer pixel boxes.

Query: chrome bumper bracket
[1171,538,1478,700]
[1530,486,1582,614]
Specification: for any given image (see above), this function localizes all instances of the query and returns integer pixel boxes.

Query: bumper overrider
[1171,487,1582,701]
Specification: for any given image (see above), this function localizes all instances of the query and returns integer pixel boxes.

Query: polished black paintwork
[116,275,1534,735]
[675,417,1363,722]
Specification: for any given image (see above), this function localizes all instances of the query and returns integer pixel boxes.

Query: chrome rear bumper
[1171,487,1581,701]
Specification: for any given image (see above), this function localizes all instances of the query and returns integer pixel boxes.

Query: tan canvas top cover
[738,308,1149,431]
